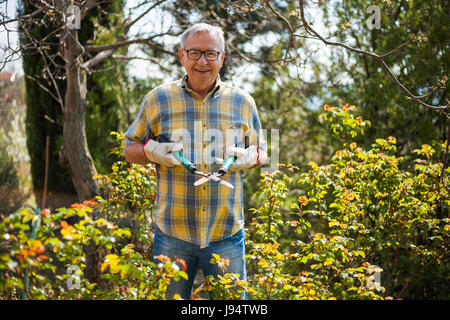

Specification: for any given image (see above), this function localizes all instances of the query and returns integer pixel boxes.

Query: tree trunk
[61,26,99,201]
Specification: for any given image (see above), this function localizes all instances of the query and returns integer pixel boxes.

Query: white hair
[180,23,225,51]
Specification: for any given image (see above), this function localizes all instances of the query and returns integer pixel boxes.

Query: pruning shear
[157,135,234,189]
[194,136,249,188]
[193,155,236,188]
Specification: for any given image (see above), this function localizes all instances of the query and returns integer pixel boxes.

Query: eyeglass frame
[182,48,223,61]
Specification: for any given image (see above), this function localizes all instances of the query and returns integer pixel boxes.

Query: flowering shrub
[92,131,157,255]
[1,108,448,299]
[242,104,449,299]
[97,249,188,299]
[191,254,250,300]
[245,165,385,300]
[0,203,183,299]
[301,104,449,298]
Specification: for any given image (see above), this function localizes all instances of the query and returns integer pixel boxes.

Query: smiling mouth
[195,69,210,73]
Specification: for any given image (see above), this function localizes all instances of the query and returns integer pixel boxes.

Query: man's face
[178,31,225,95]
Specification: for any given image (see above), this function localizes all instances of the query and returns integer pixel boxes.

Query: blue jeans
[153,226,247,300]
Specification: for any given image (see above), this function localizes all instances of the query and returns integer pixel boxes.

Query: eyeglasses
[183,49,222,61]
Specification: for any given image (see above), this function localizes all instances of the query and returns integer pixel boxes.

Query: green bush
[0,142,29,216]
[92,131,157,254]
[244,165,385,300]
[300,104,449,299]
[0,132,180,300]
[0,204,186,299]
[238,104,448,299]
[1,110,448,300]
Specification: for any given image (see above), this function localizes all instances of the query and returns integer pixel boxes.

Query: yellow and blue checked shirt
[125,75,266,248]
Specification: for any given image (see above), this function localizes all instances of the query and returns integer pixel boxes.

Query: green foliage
[0,202,184,299]
[297,128,450,298]
[18,1,76,207]
[242,104,448,300]
[245,166,386,300]
[318,0,449,152]
[18,0,131,207]
[1,109,448,299]
[0,204,119,299]
[0,133,175,300]
[191,254,249,300]
[0,143,19,190]
[93,131,157,253]
[84,0,130,174]
[319,104,371,141]
[97,249,188,300]
[298,105,449,299]
[0,142,28,216]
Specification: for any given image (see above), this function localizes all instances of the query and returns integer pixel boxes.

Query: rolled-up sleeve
[124,94,152,148]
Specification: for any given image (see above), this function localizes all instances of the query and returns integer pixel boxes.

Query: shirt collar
[180,74,222,98]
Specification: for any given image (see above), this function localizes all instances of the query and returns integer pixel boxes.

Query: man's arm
[124,143,151,165]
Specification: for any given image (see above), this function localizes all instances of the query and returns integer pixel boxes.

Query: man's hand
[224,145,259,171]
[142,139,183,167]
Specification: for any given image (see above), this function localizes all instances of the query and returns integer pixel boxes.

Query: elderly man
[124,23,267,299]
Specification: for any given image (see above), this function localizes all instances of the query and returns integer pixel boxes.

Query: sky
[0,0,22,74]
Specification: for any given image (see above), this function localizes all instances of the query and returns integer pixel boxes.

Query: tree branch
[110,54,172,72]
[297,0,448,112]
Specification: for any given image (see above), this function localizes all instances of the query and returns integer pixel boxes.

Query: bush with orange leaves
[0,203,183,299]
[243,105,449,299]
[190,253,250,300]
[92,131,157,255]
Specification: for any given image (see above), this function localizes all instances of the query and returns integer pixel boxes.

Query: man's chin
[190,75,215,87]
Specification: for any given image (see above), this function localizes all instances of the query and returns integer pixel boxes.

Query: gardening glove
[224,145,259,171]
[142,139,183,167]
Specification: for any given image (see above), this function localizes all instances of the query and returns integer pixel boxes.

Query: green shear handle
[156,135,197,173]
[217,135,249,175]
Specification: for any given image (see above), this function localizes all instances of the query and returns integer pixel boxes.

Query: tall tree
[18,0,128,207]
[19,1,76,207]
[3,0,184,200]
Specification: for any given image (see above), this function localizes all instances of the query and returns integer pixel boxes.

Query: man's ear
[220,50,226,65]
[178,48,185,66]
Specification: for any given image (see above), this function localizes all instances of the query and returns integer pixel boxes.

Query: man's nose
[198,54,208,64]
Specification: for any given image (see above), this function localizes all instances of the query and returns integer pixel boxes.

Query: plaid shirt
[125,75,266,248]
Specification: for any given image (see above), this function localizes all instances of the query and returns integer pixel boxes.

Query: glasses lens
[187,50,201,59]
[205,51,219,60]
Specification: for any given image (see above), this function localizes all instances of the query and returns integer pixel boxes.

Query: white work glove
[224,145,259,171]
[142,139,183,167]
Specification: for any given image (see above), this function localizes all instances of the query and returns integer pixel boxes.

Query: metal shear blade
[194,173,234,189]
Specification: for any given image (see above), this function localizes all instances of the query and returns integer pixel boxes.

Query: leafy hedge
[243,105,449,299]
[0,105,448,299]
